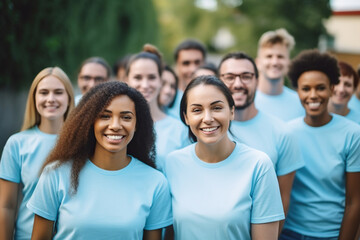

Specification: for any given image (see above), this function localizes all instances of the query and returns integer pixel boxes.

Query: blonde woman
[0,67,74,239]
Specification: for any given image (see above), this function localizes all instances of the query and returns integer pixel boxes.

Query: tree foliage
[0,0,159,90]
[154,0,332,62]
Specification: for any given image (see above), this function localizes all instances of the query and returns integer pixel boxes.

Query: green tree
[0,0,160,90]
[154,0,331,61]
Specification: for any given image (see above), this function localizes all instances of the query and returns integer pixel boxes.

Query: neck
[234,103,258,121]
[91,145,130,171]
[38,118,63,134]
[304,112,332,127]
[149,100,167,122]
[178,80,186,92]
[257,75,284,95]
[195,137,235,163]
[328,101,350,116]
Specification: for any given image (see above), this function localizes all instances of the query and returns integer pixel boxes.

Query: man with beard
[218,52,304,233]
[255,28,304,121]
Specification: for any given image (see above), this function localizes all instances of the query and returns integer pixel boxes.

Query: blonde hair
[21,67,75,131]
[258,28,295,52]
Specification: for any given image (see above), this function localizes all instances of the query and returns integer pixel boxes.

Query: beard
[234,90,256,110]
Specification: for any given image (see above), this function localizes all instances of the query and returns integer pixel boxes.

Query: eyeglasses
[79,75,106,82]
[220,72,255,85]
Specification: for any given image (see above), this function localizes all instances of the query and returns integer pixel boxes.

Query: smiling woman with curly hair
[27,81,172,240]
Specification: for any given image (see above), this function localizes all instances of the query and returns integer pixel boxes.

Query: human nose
[233,76,246,88]
[309,88,317,99]
[140,79,150,89]
[88,79,96,89]
[203,109,214,123]
[336,82,345,93]
[47,92,56,102]
[109,117,122,131]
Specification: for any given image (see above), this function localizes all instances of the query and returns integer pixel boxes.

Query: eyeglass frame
[79,75,107,83]
[220,72,255,85]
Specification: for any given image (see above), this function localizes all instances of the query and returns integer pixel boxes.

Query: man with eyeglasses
[218,52,304,235]
[255,28,304,121]
[75,57,112,105]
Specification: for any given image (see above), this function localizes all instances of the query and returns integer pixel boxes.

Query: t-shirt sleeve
[345,128,360,172]
[27,165,61,221]
[251,157,285,224]
[144,175,173,230]
[276,127,305,176]
[0,136,21,183]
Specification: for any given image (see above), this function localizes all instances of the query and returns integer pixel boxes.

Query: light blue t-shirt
[0,126,57,240]
[346,109,360,124]
[230,111,304,176]
[255,86,305,122]
[27,157,172,240]
[166,90,183,120]
[284,114,360,237]
[154,115,190,172]
[163,143,284,240]
[348,94,360,111]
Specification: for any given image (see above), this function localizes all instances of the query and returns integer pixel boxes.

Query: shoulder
[163,144,194,169]
[131,157,167,181]
[41,161,72,179]
[283,86,297,96]
[236,143,273,169]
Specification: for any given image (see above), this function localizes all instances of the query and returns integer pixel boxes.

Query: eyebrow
[190,100,224,107]
[103,109,135,115]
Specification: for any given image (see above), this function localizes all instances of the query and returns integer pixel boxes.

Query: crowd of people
[0,28,360,240]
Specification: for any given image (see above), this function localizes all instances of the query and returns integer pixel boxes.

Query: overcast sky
[331,0,360,11]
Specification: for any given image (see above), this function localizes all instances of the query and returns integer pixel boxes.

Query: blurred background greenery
[0,0,333,154]
[1,0,332,90]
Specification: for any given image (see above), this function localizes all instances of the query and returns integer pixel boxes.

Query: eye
[301,86,310,91]
[149,75,157,80]
[121,115,133,121]
[344,82,353,88]
[38,90,49,95]
[54,90,65,95]
[191,107,201,113]
[213,105,223,111]
[133,75,142,80]
[182,61,190,66]
[99,114,111,119]
[317,85,326,91]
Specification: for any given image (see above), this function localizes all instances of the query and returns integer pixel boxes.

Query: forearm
[0,208,16,240]
[339,203,360,240]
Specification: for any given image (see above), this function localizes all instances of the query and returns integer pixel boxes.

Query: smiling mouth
[308,102,321,109]
[200,126,219,133]
[106,135,125,140]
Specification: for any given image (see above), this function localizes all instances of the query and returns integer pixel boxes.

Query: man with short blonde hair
[255,28,304,121]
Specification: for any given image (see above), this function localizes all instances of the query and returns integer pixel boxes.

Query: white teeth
[107,135,124,140]
[308,102,320,108]
[202,127,217,132]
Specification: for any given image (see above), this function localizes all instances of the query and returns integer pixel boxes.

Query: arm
[164,225,174,240]
[251,221,279,240]
[277,171,295,233]
[143,229,162,240]
[31,214,54,240]
[0,179,19,240]
[338,172,360,240]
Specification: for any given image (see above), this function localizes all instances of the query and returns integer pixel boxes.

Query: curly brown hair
[41,81,156,194]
